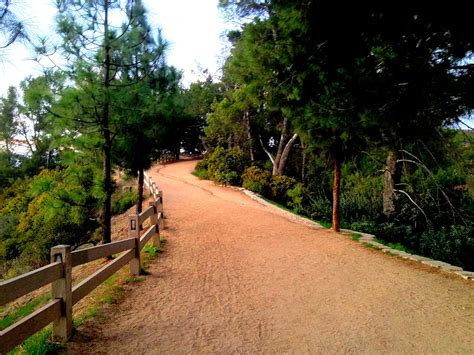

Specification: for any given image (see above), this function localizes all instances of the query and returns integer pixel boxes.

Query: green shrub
[340,173,383,225]
[419,225,474,270]
[193,159,210,179]
[206,147,249,185]
[195,159,209,171]
[193,168,209,180]
[270,175,298,205]
[0,168,99,268]
[242,166,272,194]
[111,188,137,215]
[286,183,305,213]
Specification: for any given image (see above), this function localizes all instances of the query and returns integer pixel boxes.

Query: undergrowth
[4,238,165,354]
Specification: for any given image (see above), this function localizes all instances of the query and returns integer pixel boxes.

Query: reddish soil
[68,160,474,354]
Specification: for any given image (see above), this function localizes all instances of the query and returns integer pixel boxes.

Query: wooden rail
[0,173,164,354]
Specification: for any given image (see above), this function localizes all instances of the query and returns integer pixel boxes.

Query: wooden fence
[0,174,164,354]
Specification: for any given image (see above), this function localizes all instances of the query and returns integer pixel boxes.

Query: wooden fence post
[149,201,161,249]
[50,245,72,341]
[128,215,141,276]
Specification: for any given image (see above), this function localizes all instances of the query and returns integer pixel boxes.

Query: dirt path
[69,160,474,354]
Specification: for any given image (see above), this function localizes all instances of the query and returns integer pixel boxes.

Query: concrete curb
[238,188,473,282]
[341,228,474,282]
[239,188,324,230]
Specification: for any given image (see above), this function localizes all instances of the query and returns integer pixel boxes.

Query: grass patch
[101,275,123,304]
[261,196,292,212]
[374,238,413,254]
[103,295,114,304]
[0,293,51,331]
[260,196,332,229]
[318,220,332,229]
[362,242,381,250]
[351,233,361,241]
[140,241,164,273]
[3,237,166,354]
[125,276,145,283]
[192,169,209,180]
[6,326,64,355]
[73,307,98,328]
[143,244,162,258]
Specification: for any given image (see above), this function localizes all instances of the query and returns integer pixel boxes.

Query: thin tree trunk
[4,140,11,155]
[243,111,254,161]
[260,130,298,176]
[383,149,400,219]
[276,133,298,176]
[19,122,34,154]
[101,0,112,245]
[102,136,112,244]
[273,117,288,175]
[136,167,144,215]
[301,141,306,184]
[332,159,341,232]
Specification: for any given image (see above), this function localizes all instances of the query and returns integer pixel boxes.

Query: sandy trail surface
[68,160,474,354]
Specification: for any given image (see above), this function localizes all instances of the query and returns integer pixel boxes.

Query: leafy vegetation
[0,0,473,279]
[111,189,138,215]
[191,1,474,270]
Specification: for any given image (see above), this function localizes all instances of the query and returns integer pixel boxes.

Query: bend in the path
[69,160,474,354]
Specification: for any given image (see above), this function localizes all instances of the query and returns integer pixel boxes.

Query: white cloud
[0,0,233,95]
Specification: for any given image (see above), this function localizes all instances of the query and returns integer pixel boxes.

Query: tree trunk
[101,0,112,245]
[260,118,298,176]
[332,159,341,232]
[276,133,298,176]
[136,167,144,215]
[272,118,288,175]
[383,149,401,219]
[301,141,306,184]
[102,137,112,244]
[4,139,11,155]
[243,111,254,161]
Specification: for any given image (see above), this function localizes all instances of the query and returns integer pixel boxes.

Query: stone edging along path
[240,188,474,282]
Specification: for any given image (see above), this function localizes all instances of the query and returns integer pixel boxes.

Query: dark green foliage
[206,147,249,185]
[340,173,383,224]
[242,166,271,194]
[0,168,99,274]
[111,189,137,215]
[420,225,474,270]
[0,294,51,330]
[193,160,210,179]
[269,175,299,206]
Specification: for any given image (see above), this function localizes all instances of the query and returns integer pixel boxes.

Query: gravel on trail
[68,160,474,354]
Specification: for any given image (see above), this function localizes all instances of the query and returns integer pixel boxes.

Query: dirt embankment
[68,160,474,354]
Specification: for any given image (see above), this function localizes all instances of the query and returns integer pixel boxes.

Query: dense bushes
[111,188,138,215]
[241,166,304,210]
[0,168,100,276]
[242,166,271,194]
[194,144,474,270]
[202,147,249,185]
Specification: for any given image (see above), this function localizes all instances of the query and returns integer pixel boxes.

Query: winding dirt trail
[69,160,474,354]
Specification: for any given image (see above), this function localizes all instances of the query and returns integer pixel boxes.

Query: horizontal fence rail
[0,262,62,306]
[71,238,136,267]
[0,172,164,354]
[0,299,62,352]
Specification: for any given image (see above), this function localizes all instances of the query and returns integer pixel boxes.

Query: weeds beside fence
[0,172,164,353]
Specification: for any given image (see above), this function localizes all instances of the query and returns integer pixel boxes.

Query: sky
[0,0,234,95]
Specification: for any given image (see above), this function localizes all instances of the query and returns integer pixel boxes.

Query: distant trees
[206,0,474,234]
[0,86,18,156]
